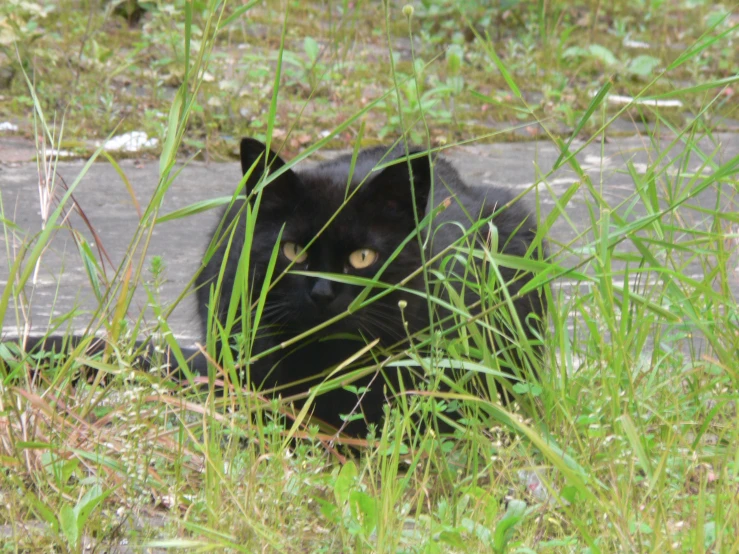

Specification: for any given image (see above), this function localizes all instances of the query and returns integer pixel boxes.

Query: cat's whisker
[358,311,407,341]
[361,305,415,331]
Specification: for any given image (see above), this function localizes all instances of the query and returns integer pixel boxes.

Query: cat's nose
[310,279,335,306]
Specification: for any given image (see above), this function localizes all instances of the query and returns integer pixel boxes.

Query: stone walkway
[1,133,737,344]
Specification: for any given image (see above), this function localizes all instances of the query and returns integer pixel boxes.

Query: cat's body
[196,139,546,435]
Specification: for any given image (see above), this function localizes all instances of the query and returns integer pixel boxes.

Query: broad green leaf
[349,490,378,536]
[493,499,526,552]
[628,55,660,77]
[588,44,618,66]
[562,45,587,58]
[334,460,358,505]
[304,36,319,64]
[74,484,110,527]
[59,505,78,549]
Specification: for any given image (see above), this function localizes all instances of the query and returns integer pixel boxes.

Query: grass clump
[1,0,738,552]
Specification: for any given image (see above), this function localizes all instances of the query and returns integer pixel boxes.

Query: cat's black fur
[195,138,546,436]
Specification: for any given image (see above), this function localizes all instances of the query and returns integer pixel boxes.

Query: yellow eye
[348,248,378,269]
[282,242,308,263]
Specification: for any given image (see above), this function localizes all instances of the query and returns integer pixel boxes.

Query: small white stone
[623,38,651,49]
[590,90,683,108]
[102,131,159,152]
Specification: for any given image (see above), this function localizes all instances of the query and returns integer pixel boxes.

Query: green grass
[0,0,737,158]
[1,0,739,552]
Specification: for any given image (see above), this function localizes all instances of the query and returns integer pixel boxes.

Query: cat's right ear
[362,151,432,221]
[240,138,298,205]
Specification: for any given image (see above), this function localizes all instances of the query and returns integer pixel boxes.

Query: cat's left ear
[366,152,432,220]
[240,137,300,208]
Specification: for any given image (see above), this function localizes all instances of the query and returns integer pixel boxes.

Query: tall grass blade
[553,81,611,170]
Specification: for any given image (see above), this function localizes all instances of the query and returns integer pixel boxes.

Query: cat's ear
[366,152,432,220]
[240,137,298,205]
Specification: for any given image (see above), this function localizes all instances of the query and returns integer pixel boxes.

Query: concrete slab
[1,134,737,345]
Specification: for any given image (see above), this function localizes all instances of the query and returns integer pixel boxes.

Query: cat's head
[240,138,433,341]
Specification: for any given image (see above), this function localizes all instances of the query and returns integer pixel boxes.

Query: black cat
[195,138,546,436]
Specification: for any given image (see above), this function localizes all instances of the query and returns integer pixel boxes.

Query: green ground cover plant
[1,0,738,552]
[0,0,736,155]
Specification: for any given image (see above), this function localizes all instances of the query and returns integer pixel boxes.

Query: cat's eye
[283,242,308,263]
[348,248,378,269]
